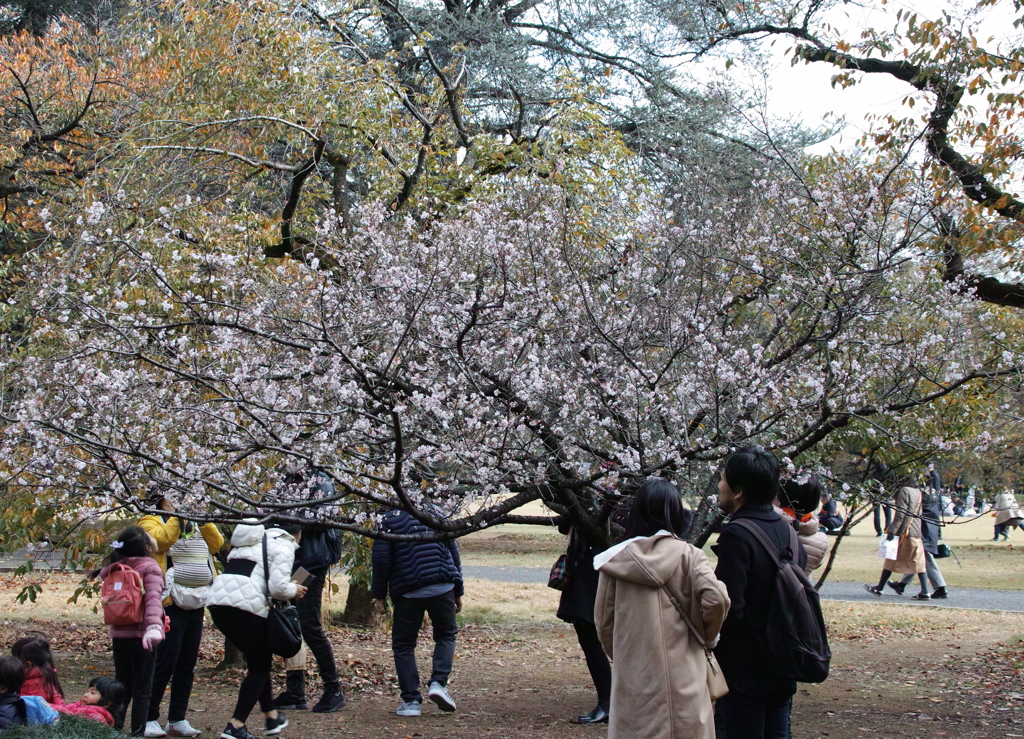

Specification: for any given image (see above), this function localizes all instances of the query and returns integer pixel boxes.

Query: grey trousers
[901,551,946,590]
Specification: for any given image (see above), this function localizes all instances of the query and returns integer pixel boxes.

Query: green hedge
[2,715,122,738]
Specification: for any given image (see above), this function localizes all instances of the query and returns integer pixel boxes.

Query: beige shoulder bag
[662,587,729,701]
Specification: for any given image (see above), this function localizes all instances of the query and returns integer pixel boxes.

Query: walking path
[462,565,1024,612]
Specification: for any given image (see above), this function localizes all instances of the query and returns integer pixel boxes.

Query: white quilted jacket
[206,524,299,618]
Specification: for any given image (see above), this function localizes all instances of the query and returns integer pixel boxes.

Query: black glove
[886,533,895,541]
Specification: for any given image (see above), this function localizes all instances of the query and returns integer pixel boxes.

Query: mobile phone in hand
[291,566,312,585]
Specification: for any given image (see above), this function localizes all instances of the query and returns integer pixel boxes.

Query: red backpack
[101,562,145,626]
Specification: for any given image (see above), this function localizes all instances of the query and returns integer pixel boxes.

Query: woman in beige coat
[864,484,927,597]
[594,479,730,739]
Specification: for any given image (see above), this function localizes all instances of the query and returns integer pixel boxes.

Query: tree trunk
[339,580,377,626]
[215,637,245,670]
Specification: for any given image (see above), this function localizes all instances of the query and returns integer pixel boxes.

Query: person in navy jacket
[371,508,463,717]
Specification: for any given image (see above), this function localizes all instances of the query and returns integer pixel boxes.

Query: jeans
[209,606,273,723]
[295,570,340,692]
[391,591,458,703]
[899,551,946,590]
[573,620,611,709]
[715,674,795,739]
[149,604,205,722]
[112,637,157,736]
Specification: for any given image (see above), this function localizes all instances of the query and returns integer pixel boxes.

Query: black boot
[577,705,609,724]
[273,670,308,710]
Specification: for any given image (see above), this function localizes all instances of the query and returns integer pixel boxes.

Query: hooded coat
[205,524,299,617]
[995,492,1023,525]
[594,533,730,739]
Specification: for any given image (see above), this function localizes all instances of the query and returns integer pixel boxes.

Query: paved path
[462,565,1024,612]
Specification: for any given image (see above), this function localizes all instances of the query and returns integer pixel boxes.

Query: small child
[13,635,65,706]
[0,655,58,728]
[96,525,166,736]
[60,677,126,727]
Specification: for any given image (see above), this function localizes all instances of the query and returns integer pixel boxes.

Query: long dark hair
[13,636,62,699]
[623,478,692,539]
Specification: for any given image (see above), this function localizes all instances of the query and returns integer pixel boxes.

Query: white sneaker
[396,701,421,716]
[167,720,202,736]
[427,682,456,712]
[145,721,168,737]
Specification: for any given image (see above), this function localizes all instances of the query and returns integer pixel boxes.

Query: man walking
[713,446,807,739]
[272,470,347,714]
[371,508,463,717]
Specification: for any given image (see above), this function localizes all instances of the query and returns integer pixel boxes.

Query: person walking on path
[554,513,613,725]
[993,490,1024,541]
[97,526,167,737]
[140,493,224,737]
[594,478,730,739]
[206,522,307,739]
[888,489,948,599]
[713,445,807,739]
[371,507,463,718]
[272,471,346,715]
[864,483,928,598]
[870,462,893,537]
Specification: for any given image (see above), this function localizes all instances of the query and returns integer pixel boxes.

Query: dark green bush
[2,714,121,738]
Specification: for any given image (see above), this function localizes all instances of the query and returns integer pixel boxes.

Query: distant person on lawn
[371,506,464,718]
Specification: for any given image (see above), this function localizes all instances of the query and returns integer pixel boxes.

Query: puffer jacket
[0,692,25,730]
[18,667,64,706]
[206,524,299,618]
[371,509,463,601]
[98,556,166,639]
[59,701,115,726]
[775,506,829,575]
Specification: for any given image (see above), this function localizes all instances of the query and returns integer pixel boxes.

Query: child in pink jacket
[97,526,165,736]
[12,636,65,707]
[60,677,126,726]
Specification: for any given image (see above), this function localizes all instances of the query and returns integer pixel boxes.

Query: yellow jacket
[138,514,225,573]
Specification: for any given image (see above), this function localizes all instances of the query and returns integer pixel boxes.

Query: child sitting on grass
[59,677,125,727]
[0,655,59,728]
[12,636,65,707]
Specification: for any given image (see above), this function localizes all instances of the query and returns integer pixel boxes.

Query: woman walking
[993,490,1024,541]
[594,479,730,739]
[140,493,224,737]
[864,483,927,598]
[206,522,307,739]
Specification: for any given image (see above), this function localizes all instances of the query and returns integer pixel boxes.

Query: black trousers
[573,620,611,709]
[714,674,796,739]
[149,604,205,723]
[112,637,157,736]
[872,504,892,535]
[209,606,273,724]
[391,591,458,703]
[295,571,340,692]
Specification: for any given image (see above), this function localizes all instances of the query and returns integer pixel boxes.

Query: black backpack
[732,519,832,683]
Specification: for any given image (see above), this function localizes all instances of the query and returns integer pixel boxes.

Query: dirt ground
[3,573,1024,739]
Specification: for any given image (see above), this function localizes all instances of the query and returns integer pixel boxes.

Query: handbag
[662,586,729,700]
[547,554,569,591]
[935,542,952,559]
[262,534,303,658]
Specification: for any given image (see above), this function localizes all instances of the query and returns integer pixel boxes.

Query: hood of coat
[230,523,297,550]
[775,506,820,537]
[595,532,685,587]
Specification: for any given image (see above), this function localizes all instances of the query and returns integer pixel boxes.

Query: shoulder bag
[262,534,303,658]
[661,584,729,700]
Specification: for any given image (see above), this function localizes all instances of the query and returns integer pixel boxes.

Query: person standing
[206,522,307,739]
[888,489,948,599]
[555,515,612,724]
[864,483,928,598]
[594,478,730,739]
[993,490,1024,540]
[272,471,346,714]
[371,508,463,718]
[777,476,829,576]
[713,445,807,739]
[140,493,224,737]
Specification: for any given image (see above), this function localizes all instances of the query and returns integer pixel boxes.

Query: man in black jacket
[713,446,807,739]
[372,508,463,717]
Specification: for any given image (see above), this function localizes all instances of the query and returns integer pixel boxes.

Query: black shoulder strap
[731,518,797,564]
[262,534,271,605]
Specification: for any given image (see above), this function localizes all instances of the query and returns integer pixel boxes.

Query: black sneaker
[265,714,289,736]
[886,581,906,596]
[311,691,347,714]
[911,592,931,600]
[220,724,257,739]
[863,584,883,596]
[272,691,307,711]
[931,587,948,599]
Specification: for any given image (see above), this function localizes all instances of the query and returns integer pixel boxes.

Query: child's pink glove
[142,625,165,651]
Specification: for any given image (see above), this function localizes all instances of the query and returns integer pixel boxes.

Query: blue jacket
[370,510,464,600]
